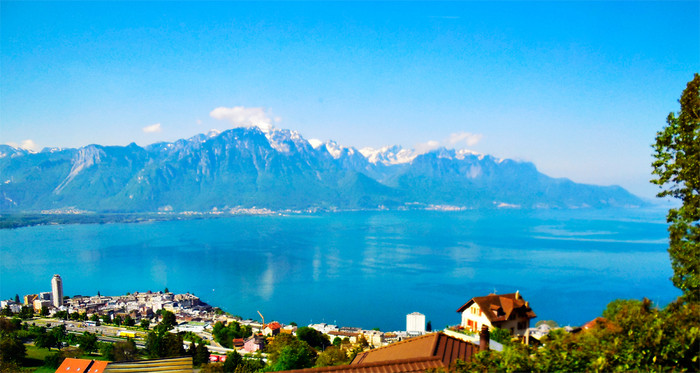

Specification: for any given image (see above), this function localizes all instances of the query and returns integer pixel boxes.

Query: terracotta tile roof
[283,357,445,373]
[353,332,476,365]
[267,321,282,330]
[456,292,536,323]
[278,332,477,373]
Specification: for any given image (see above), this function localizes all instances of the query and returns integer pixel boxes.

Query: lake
[0,208,679,331]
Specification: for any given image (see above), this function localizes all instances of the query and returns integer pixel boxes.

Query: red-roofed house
[264,321,282,336]
[456,291,536,336]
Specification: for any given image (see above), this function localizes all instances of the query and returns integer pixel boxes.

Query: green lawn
[22,344,108,372]
[23,345,54,371]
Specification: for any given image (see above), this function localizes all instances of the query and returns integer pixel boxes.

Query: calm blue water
[0,208,679,331]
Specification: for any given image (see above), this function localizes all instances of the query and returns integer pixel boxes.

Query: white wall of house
[460,304,492,332]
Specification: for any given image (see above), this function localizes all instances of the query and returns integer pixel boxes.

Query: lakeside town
[1,273,570,372]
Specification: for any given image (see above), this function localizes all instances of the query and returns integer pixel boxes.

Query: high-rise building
[51,274,63,308]
[406,312,426,333]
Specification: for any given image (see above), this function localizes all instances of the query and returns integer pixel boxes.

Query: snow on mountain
[0,126,645,212]
[360,145,417,165]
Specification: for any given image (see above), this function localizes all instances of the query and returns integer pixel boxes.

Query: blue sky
[1,1,698,199]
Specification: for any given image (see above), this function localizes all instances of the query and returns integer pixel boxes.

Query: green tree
[140,319,150,330]
[78,332,98,354]
[314,346,349,367]
[113,339,138,361]
[34,330,58,350]
[194,342,211,367]
[40,306,49,316]
[222,350,243,372]
[159,310,176,330]
[145,329,185,358]
[123,315,135,327]
[296,326,331,350]
[99,342,115,360]
[114,315,123,326]
[266,333,316,371]
[18,306,33,319]
[0,335,26,365]
[652,73,700,302]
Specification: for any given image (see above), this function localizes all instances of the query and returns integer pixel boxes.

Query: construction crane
[257,310,265,332]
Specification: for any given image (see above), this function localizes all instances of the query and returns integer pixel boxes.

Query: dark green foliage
[211,321,252,348]
[426,321,432,332]
[652,73,700,302]
[221,350,242,372]
[43,351,64,368]
[123,315,135,327]
[78,332,98,354]
[112,339,138,361]
[113,315,123,326]
[221,351,264,373]
[99,342,114,360]
[266,333,317,371]
[18,306,33,320]
[140,319,150,330]
[145,329,185,358]
[332,337,341,347]
[34,330,58,350]
[489,328,512,345]
[193,342,210,367]
[0,335,25,364]
[159,310,176,330]
[296,326,331,350]
[0,318,21,334]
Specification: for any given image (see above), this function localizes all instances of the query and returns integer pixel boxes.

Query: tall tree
[652,73,700,302]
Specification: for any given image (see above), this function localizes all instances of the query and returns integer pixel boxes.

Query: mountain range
[0,127,643,213]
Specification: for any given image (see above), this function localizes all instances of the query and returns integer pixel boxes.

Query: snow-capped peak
[308,139,324,149]
[360,145,417,165]
[264,128,309,153]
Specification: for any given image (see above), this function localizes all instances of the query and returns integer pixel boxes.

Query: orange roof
[582,317,617,331]
[282,357,444,373]
[353,332,475,366]
[266,321,282,330]
[278,333,477,373]
[456,293,536,323]
[55,358,108,373]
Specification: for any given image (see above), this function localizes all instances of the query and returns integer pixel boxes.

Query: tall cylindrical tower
[51,274,63,308]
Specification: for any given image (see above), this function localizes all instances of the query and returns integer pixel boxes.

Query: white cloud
[21,139,41,151]
[415,140,441,154]
[143,123,162,133]
[209,106,276,131]
[5,139,41,152]
[447,132,483,147]
[413,132,483,155]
